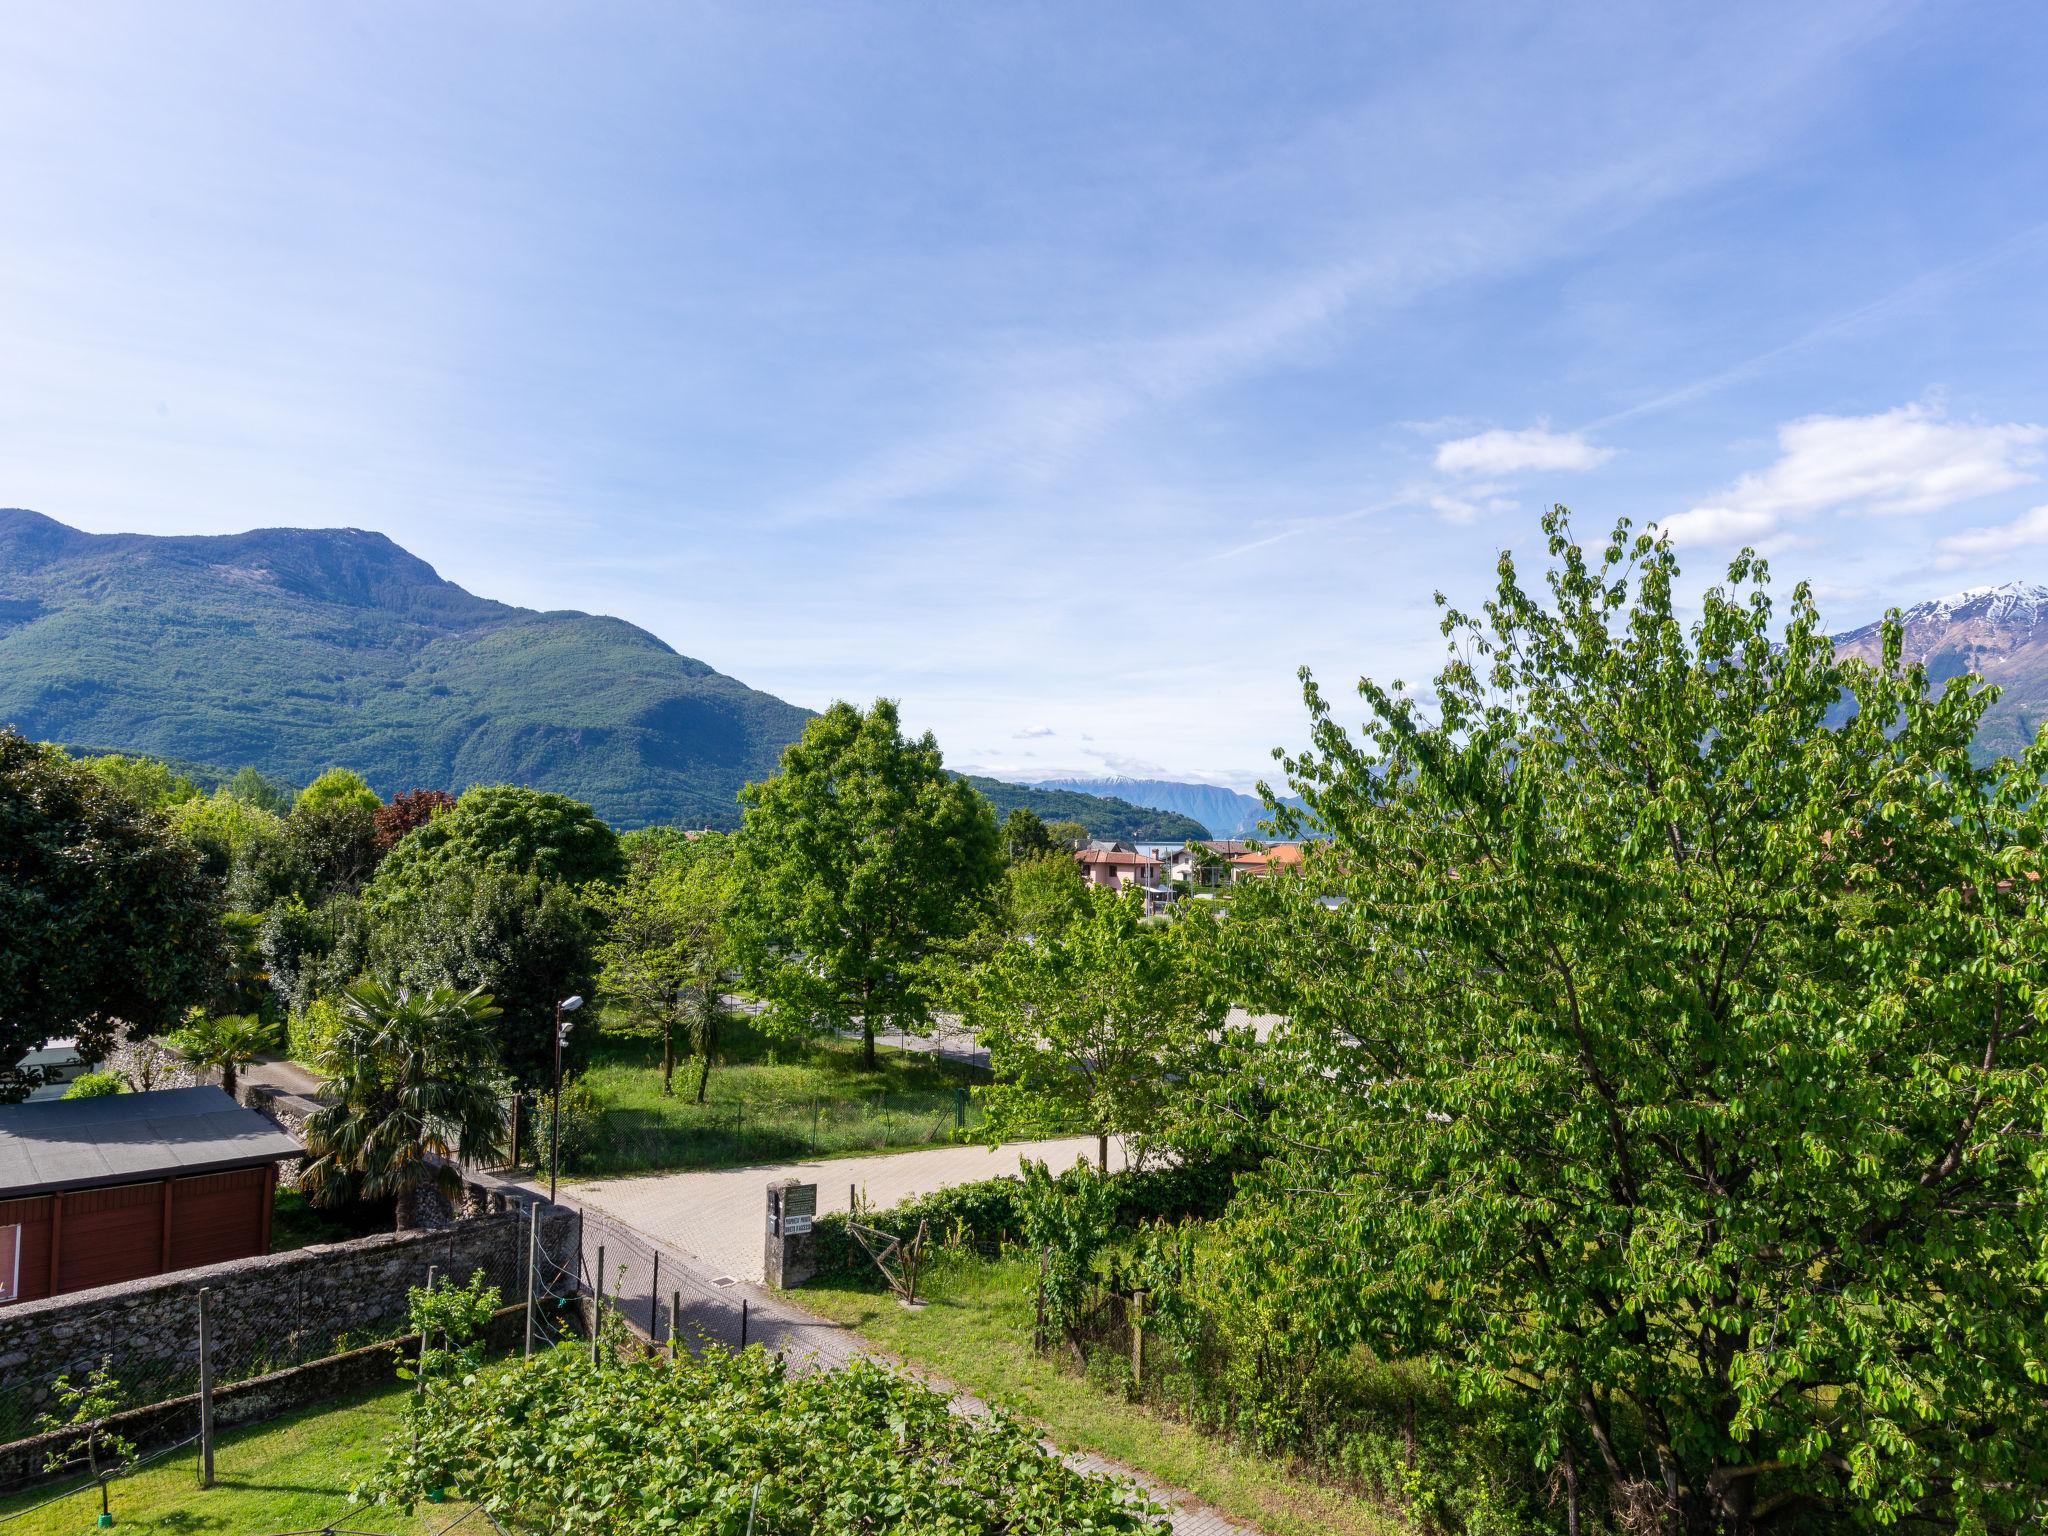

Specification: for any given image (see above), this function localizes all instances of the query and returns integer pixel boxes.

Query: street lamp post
[549,995,584,1203]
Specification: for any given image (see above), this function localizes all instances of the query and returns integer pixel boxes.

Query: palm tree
[169,1012,281,1101]
[300,980,507,1231]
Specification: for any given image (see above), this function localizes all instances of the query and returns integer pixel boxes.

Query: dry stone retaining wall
[0,1201,579,1433]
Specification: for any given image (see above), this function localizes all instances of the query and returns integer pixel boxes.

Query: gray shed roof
[0,1086,303,1202]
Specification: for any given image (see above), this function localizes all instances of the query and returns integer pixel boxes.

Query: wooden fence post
[1131,1290,1144,1388]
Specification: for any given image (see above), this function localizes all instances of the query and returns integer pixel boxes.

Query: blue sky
[4,3,2047,788]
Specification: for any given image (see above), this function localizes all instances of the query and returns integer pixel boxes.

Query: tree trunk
[661,1022,675,1097]
[862,1019,877,1071]
[222,1062,238,1101]
[1097,1133,1108,1173]
[696,1052,712,1104]
[394,1181,417,1233]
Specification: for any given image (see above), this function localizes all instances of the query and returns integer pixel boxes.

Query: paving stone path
[517,1137,1260,1536]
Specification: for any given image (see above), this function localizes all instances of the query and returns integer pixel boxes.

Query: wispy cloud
[1434,426,1614,477]
[1663,402,2046,548]
[1937,503,2048,569]
[1429,489,1520,525]
[1012,725,1056,739]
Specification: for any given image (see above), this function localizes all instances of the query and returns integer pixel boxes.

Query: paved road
[524,1141,1258,1536]
[555,1134,1123,1283]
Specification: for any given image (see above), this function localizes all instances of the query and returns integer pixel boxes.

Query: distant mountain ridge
[1034,775,1285,838]
[0,509,1201,836]
[1832,579,2048,759]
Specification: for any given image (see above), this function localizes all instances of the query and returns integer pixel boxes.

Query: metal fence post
[591,1245,605,1364]
[197,1288,215,1489]
[670,1289,681,1362]
[524,1203,539,1359]
[649,1251,661,1344]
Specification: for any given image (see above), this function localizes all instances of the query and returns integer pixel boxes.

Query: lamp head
[559,995,584,1012]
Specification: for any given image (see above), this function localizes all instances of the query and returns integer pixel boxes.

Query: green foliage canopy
[0,729,223,1093]
[736,699,1003,1068]
[1215,511,2048,1533]
[363,862,596,1088]
[593,831,738,1100]
[369,1342,1167,1534]
[969,884,1219,1168]
[295,766,381,816]
[373,783,623,893]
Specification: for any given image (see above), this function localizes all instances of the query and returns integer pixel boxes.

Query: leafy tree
[1044,818,1089,845]
[1000,850,1087,939]
[285,796,382,899]
[593,832,738,1100]
[222,764,295,815]
[969,884,1218,1170]
[296,766,381,816]
[172,790,301,911]
[366,863,596,1087]
[374,783,623,893]
[38,1358,137,1528]
[1216,510,2048,1534]
[1000,805,1054,861]
[0,730,223,1096]
[373,786,456,851]
[167,1011,282,1100]
[300,979,506,1230]
[77,751,200,809]
[735,699,1002,1068]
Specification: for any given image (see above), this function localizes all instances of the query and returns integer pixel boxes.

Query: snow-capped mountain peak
[1903,580,2048,629]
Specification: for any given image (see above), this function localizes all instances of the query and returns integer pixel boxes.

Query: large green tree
[736,699,1002,1068]
[1216,512,2048,1533]
[593,831,738,1100]
[365,862,597,1088]
[374,783,623,893]
[968,883,1218,1169]
[0,730,223,1094]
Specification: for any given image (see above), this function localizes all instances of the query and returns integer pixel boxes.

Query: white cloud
[1429,491,1520,525]
[1936,503,2048,569]
[1434,427,1615,477]
[1666,403,2046,547]
[1012,725,1056,739]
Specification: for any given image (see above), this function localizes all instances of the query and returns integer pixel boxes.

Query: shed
[0,1086,302,1303]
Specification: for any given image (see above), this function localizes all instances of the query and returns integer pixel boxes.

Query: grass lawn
[0,1384,469,1535]
[564,1010,997,1177]
[793,1253,1403,1536]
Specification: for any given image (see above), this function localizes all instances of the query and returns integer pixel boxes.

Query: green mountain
[963,776,1210,842]
[0,508,810,827]
[0,509,1207,837]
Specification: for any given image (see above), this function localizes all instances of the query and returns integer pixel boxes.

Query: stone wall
[100,1031,207,1093]
[0,1304,535,1494]
[0,1201,580,1434]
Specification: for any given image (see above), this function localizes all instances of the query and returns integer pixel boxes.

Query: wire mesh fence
[0,1202,573,1534]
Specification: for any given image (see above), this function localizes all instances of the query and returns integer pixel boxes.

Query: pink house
[1074,846,1164,891]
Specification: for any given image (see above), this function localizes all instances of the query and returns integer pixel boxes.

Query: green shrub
[534,1079,603,1173]
[370,1343,1168,1533]
[62,1071,126,1098]
[287,995,343,1067]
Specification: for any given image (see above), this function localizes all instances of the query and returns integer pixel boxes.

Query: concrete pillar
[763,1179,817,1289]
